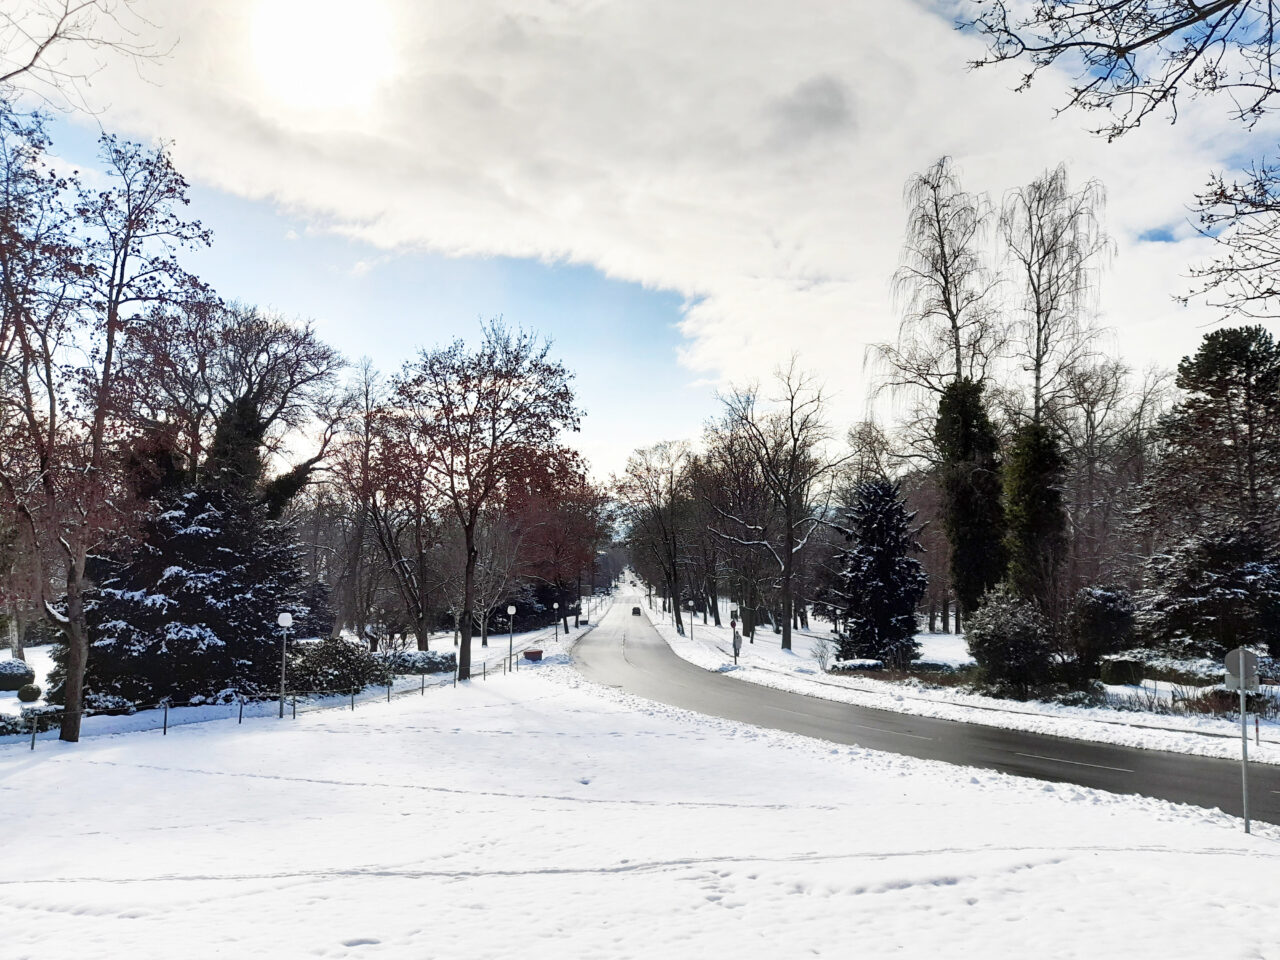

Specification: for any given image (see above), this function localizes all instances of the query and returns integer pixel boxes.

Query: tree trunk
[7,604,25,662]
[928,599,937,633]
[940,595,950,634]
[59,567,88,742]
[459,530,477,679]
[780,521,794,650]
[708,577,722,627]
[416,610,431,651]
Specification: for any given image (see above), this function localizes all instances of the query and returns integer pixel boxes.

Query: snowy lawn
[3,626,1279,959]
[0,612,605,741]
[648,599,1280,764]
[0,645,54,716]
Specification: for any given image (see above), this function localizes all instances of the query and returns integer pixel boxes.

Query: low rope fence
[3,604,610,751]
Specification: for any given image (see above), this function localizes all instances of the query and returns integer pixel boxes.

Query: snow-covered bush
[965,586,1055,695]
[1067,587,1134,677]
[17,683,41,703]
[829,659,884,673]
[379,650,456,675]
[287,638,388,695]
[0,659,36,691]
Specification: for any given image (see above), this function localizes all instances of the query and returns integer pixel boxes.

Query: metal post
[1241,683,1251,834]
[386,682,391,702]
[421,672,425,695]
[163,702,168,735]
[351,688,355,711]
[278,627,289,719]
[238,698,244,724]
[30,714,37,750]
[292,695,296,720]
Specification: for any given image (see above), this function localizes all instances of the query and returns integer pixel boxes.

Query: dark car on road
[631,606,642,616]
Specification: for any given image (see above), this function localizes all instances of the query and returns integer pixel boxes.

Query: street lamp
[686,600,695,641]
[553,601,560,636]
[507,604,516,667]
[276,611,293,718]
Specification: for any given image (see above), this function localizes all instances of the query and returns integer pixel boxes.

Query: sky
[11,0,1275,476]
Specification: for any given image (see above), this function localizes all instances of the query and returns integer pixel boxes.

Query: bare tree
[1000,165,1111,424]
[387,322,579,680]
[714,360,845,651]
[877,156,1003,395]
[967,1,1280,138]
[1,0,154,97]
[616,441,692,634]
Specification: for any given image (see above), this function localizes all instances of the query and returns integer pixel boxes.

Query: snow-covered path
[3,643,1278,958]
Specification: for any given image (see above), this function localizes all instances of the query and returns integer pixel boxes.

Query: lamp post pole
[277,611,293,719]
[553,602,559,636]
[507,604,516,667]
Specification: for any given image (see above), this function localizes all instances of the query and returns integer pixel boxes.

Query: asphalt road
[574,602,1280,826]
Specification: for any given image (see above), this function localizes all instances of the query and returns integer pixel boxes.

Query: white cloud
[56,0,1271,436]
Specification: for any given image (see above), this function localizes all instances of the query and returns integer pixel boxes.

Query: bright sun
[250,0,398,114]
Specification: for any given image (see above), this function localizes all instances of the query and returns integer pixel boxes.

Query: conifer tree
[832,480,927,668]
[51,399,312,705]
[1003,421,1067,616]
[935,379,1006,618]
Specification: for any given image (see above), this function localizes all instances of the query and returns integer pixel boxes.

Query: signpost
[1225,647,1259,834]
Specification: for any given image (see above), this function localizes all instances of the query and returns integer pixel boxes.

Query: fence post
[291,695,296,720]
[351,687,356,711]
[421,672,425,695]
[386,681,391,702]
[238,697,244,724]
[30,714,37,750]
[163,702,169,735]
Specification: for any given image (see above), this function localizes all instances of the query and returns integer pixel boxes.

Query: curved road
[575,602,1280,826]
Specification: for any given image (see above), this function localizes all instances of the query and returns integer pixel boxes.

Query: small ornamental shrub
[0,659,36,691]
[379,650,457,675]
[17,683,41,703]
[965,585,1055,695]
[287,638,388,695]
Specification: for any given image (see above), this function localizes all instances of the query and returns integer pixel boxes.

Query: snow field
[0,613,602,740]
[644,598,1280,764]
[3,627,1280,959]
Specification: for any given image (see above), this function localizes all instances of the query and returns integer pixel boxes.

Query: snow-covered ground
[3,618,1278,959]
[0,645,53,716]
[644,598,1280,764]
[0,611,605,740]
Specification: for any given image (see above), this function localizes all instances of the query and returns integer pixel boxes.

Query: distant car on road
[631,606,642,616]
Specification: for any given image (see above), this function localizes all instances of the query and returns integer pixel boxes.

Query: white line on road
[850,723,933,741]
[1015,753,1133,774]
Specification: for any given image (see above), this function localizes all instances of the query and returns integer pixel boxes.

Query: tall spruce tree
[1003,422,1067,616]
[832,480,927,669]
[52,398,311,706]
[935,379,1006,619]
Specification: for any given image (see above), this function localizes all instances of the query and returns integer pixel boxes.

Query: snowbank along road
[574,601,1280,825]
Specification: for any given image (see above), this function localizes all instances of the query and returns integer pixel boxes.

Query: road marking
[850,722,933,741]
[1015,752,1133,774]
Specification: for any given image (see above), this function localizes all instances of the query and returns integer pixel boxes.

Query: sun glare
[250,0,397,114]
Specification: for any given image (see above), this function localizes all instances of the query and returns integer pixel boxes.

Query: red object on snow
[523,649,543,662]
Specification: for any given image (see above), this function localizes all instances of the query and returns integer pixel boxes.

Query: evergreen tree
[965,585,1055,696]
[935,378,1006,618]
[832,480,928,669]
[1156,326,1280,540]
[50,398,316,706]
[1143,525,1280,659]
[50,487,307,705]
[1003,421,1067,615]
